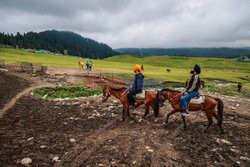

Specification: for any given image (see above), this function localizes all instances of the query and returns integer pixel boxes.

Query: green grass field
[1,48,249,90]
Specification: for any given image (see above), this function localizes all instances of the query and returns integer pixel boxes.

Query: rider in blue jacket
[127,64,144,109]
[181,64,201,116]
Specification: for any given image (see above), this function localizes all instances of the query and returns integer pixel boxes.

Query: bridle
[102,87,111,101]
[158,91,169,106]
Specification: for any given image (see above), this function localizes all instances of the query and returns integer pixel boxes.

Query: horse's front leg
[142,104,150,119]
[165,109,178,124]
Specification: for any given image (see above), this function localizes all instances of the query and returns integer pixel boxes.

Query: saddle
[132,91,145,100]
[190,95,205,104]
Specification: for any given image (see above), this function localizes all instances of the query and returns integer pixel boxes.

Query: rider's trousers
[181,91,199,110]
[127,89,141,105]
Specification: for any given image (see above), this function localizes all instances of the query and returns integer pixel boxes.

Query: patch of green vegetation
[33,85,102,99]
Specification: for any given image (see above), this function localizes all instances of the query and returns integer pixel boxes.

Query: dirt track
[0,71,30,110]
[0,71,250,167]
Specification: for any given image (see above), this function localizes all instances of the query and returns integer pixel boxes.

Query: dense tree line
[115,48,250,59]
[0,30,119,59]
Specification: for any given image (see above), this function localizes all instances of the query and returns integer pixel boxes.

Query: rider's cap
[134,64,141,72]
[194,64,201,74]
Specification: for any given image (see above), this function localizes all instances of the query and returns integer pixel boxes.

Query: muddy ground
[0,71,249,167]
[0,71,30,109]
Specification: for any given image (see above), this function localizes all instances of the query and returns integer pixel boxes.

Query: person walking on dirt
[89,61,93,71]
[181,64,201,116]
[86,61,89,71]
[127,64,144,109]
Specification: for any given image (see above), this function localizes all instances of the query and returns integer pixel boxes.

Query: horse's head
[102,86,111,102]
[157,91,171,107]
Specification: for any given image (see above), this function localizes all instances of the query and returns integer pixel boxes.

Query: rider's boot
[130,103,139,110]
[181,110,190,116]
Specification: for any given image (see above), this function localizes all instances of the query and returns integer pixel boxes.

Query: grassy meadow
[0,48,249,90]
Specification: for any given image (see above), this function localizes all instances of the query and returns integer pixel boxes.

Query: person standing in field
[89,61,93,71]
[181,64,201,116]
[86,61,89,71]
[141,65,144,71]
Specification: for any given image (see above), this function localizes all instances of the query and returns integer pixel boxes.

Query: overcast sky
[0,0,249,48]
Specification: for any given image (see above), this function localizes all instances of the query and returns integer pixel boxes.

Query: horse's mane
[161,88,180,93]
[111,87,127,91]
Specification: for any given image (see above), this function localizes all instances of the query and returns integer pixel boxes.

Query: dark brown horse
[186,79,205,88]
[155,89,224,133]
[102,86,158,120]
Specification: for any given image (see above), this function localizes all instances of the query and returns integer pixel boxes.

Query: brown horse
[155,89,224,133]
[186,79,205,88]
[102,86,158,120]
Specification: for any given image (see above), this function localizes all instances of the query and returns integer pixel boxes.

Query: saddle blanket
[190,96,205,104]
[133,91,145,100]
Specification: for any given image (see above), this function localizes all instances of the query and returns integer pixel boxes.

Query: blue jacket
[132,73,144,90]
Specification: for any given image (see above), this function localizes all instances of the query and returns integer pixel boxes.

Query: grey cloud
[0,0,130,16]
[0,0,250,48]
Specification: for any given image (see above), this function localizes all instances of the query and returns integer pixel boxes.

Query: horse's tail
[214,97,224,128]
[154,92,160,117]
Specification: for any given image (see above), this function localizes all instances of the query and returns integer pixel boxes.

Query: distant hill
[0,30,119,59]
[115,48,250,59]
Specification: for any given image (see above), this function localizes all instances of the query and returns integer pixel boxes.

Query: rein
[160,91,184,104]
[169,92,184,103]
[119,89,128,98]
